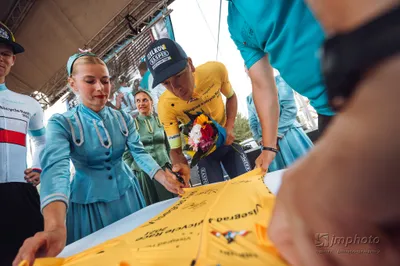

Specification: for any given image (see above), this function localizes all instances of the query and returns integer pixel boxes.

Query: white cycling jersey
[0,83,45,183]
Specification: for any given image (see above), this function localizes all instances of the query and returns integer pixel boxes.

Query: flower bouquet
[184,113,227,168]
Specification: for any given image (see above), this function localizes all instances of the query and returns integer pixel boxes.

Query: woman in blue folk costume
[247,76,313,172]
[13,51,190,262]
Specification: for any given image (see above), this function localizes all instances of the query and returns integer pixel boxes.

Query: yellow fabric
[26,169,287,266]
[158,61,235,149]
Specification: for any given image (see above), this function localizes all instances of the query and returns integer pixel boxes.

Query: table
[58,170,285,257]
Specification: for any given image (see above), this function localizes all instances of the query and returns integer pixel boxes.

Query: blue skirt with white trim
[66,182,146,244]
[268,126,313,172]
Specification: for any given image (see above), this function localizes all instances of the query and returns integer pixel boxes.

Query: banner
[151,14,175,41]
[24,169,287,266]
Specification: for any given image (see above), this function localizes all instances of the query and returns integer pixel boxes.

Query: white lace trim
[93,120,112,149]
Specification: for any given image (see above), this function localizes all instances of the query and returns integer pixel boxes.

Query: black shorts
[197,144,251,185]
[0,182,44,265]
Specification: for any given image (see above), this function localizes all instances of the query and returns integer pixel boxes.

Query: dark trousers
[0,183,44,266]
[197,144,251,185]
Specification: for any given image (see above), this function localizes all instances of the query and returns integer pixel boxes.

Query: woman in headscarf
[124,90,175,205]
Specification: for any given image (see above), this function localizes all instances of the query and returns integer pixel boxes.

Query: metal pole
[216,0,223,60]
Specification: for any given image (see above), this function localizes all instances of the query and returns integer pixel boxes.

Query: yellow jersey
[24,169,287,266]
[158,61,235,149]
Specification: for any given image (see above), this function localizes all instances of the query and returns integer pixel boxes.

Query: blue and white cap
[145,38,188,88]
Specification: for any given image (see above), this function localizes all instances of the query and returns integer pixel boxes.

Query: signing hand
[224,127,235,145]
[255,150,276,171]
[172,163,191,187]
[13,227,66,266]
[24,168,41,186]
[155,169,187,195]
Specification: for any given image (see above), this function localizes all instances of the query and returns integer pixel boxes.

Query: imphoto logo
[315,233,380,248]
[315,233,329,247]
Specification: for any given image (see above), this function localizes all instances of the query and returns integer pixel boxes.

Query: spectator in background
[138,60,167,112]
[132,78,140,94]
[148,71,166,113]
[106,75,123,110]
[106,91,124,110]
[0,22,45,266]
[123,90,175,205]
[247,75,313,172]
[138,61,150,91]
[116,75,135,114]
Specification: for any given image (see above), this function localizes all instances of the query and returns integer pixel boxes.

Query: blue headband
[67,52,97,76]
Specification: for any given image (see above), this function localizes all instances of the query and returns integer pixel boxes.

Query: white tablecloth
[58,170,285,257]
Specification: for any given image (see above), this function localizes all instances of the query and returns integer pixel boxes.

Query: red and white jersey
[0,83,45,183]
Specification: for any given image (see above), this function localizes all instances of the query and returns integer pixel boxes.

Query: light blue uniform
[228,0,334,116]
[40,104,161,244]
[140,71,151,91]
[247,76,313,172]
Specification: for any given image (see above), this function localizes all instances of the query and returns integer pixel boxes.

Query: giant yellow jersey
[23,169,287,266]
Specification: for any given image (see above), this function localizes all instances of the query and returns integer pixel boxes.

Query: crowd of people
[0,0,398,265]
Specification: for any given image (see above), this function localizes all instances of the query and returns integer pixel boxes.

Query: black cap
[0,22,25,54]
[145,38,188,88]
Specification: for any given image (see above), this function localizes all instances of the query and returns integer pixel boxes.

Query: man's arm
[247,96,262,143]
[248,55,280,170]
[25,100,46,185]
[218,62,237,145]
[13,202,67,266]
[224,93,238,145]
[157,97,189,166]
[170,147,189,166]
[28,101,46,170]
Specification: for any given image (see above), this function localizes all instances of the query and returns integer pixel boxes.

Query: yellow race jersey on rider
[158,61,235,149]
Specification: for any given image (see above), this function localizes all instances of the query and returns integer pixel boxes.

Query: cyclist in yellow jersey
[145,38,251,184]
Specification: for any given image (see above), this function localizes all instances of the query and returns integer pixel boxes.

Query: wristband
[32,168,42,174]
[262,146,278,153]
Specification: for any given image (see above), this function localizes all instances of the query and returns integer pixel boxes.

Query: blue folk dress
[247,76,314,172]
[40,104,161,244]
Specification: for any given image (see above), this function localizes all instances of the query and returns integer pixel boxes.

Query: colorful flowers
[184,113,227,167]
[188,114,216,152]
[194,114,210,126]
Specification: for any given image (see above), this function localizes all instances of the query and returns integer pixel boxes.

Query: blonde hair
[68,56,108,101]
[71,56,106,76]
